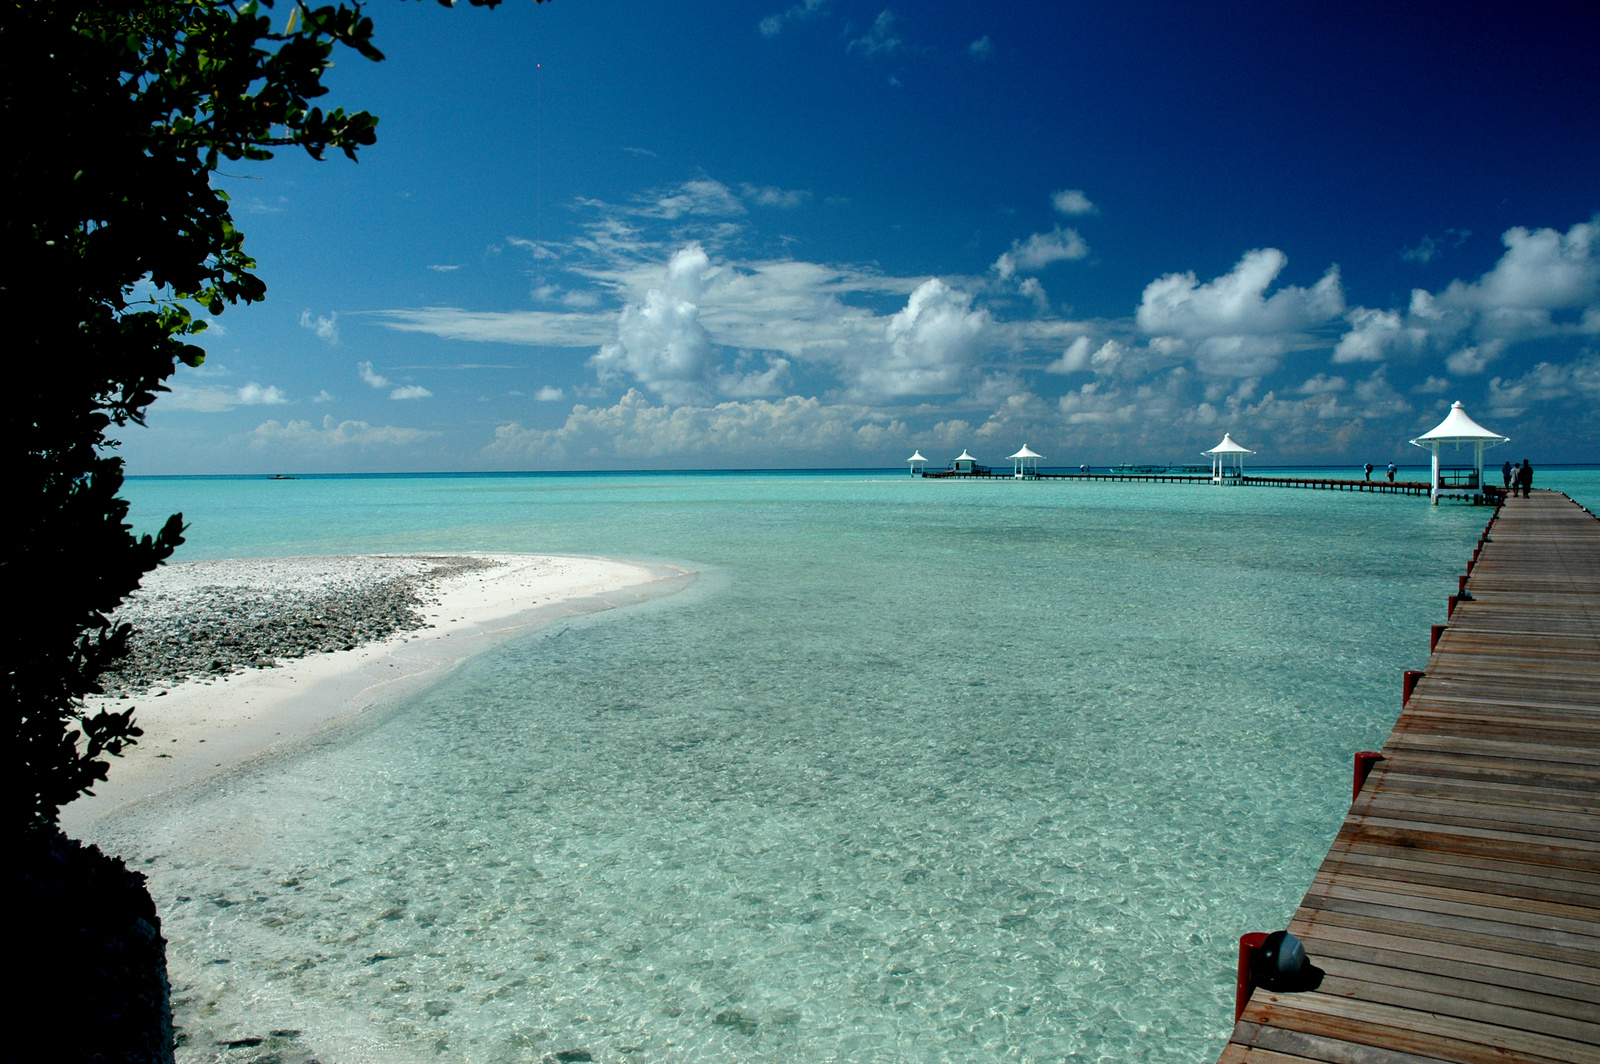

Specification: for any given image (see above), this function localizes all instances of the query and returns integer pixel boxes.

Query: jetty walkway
[1221,490,1600,1064]
[924,470,1442,497]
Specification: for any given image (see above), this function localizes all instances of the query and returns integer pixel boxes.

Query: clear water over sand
[97,470,1597,1063]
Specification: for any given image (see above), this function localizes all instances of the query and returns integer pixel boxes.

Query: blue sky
[126,0,1600,473]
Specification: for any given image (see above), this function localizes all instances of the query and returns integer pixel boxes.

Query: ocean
[97,468,1599,1063]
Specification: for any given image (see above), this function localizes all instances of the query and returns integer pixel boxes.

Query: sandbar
[61,553,692,834]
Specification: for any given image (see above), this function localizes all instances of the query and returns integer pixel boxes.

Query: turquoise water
[99,470,1596,1063]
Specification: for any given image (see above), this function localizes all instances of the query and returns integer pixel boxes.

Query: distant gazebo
[1409,401,1508,505]
[908,450,928,476]
[1009,444,1044,479]
[1203,433,1255,484]
[952,449,979,474]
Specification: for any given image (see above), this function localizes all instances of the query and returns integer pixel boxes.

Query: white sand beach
[61,553,692,833]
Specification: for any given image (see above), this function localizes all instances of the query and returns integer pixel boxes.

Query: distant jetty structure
[915,403,1507,504]
[1409,401,1510,505]
[1203,433,1255,484]
[1008,444,1044,479]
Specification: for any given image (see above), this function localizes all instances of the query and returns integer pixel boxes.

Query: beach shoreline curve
[61,552,693,834]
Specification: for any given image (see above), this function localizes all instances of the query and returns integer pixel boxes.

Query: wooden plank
[1311,966,1600,1041]
[1296,893,1600,954]
[1246,991,1596,1062]
[1318,847,1600,907]
[1308,870,1600,924]
[1304,935,1600,1007]
[1294,905,1600,972]
[1230,1021,1484,1064]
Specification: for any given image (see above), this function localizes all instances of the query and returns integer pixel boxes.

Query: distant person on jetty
[1364,463,1373,481]
[1502,460,1514,490]
[1386,462,1396,482]
[1517,460,1533,498]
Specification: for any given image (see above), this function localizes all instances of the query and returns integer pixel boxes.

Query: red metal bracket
[1353,751,1385,802]
[1403,670,1424,705]
[1236,932,1268,1022]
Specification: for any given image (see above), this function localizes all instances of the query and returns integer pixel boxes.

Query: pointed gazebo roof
[955,449,976,462]
[1203,432,1255,455]
[1008,444,1045,460]
[1410,401,1509,446]
[908,450,927,462]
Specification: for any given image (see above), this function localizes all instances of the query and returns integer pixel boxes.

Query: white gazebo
[1008,444,1044,479]
[952,449,979,474]
[1203,433,1255,484]
[908,450,928,476]
[1409,401,1508,505]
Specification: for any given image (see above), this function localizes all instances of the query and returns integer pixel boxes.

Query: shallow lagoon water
[98,470,1595,1063]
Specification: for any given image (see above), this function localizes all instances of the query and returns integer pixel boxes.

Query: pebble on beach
[100,555,500,697]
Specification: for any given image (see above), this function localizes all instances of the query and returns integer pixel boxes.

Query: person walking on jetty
[1386,462,1396,482]
[1516,459,1533,498]
[1502,459,1514,490]
[1364,462,1373,481]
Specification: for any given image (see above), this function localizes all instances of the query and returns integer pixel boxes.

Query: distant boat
[269,474,297,480]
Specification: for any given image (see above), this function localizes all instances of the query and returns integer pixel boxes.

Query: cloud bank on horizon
[384,190,1599,467]
[129,2,1600,473]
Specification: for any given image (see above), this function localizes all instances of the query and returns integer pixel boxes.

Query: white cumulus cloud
[164,381,290,412]
[741,184,811,209]
[849,278,991,398]
[992,227,1089,279]
[252,416,438,450]
[759,0,829,37]
[1486,351,1600,418]
[359,361,389,388]
[590,244,717,404]
[1138,249,1344,339]
[1047,336,1093,374]
[1136,249,1343,378]
[299,310,339,345]
[848,10,901,56]
[389,385,433,400]
[1445,340,1506,376]
[1440,220,1597,314]
[1333,307,1426,363]
[487,389,904,465]
[1051,189,1096,216]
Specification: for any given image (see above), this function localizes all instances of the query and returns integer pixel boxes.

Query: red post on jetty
[1459,574,1470,595]
[1353,751,1384,802]
[1403,670,1424,706]
[1431,625,1446,651]
[1448,595,1459,618]
[1236,932,1268,1022]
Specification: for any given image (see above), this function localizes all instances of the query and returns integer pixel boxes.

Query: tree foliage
[2,0,516,829]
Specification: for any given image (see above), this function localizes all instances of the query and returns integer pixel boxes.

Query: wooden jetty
[922,469,1449,498]
[1221,489,1600,1064]
[1236,474,1435,498]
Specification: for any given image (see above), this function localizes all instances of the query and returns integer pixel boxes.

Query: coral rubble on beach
[102,555,498,697]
